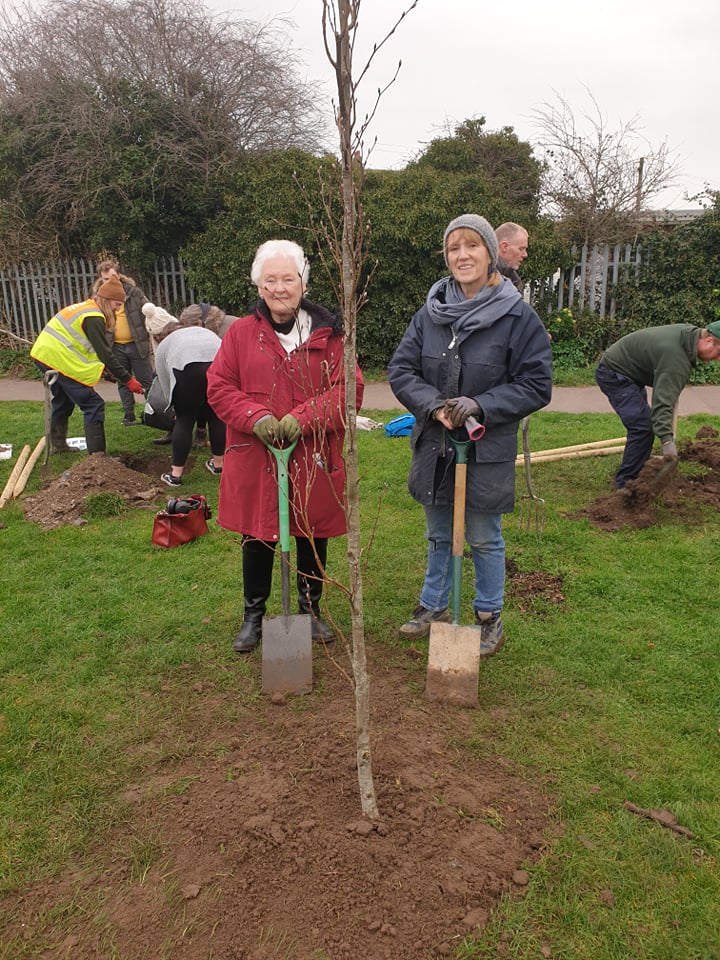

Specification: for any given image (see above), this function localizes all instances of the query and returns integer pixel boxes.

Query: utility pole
[635,156,645,214]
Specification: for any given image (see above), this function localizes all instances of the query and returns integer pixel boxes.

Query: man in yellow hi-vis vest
[30,276,145,454]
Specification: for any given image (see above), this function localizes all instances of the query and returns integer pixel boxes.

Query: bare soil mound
[21,452,201,528]
[1,649,557,959]
[572,428,720,531]
[23,453,163,528]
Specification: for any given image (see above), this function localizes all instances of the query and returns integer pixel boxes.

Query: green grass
[1,400,720,959]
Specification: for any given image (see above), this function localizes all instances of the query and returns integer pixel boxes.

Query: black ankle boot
[299,602,335,644]
[85,421,106,454]
[233,538,275,654]
[233,618,262,653]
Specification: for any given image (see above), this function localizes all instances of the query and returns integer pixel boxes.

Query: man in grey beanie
[388,213,552,660]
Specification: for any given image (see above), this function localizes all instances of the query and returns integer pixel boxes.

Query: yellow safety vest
[30,300,106,386]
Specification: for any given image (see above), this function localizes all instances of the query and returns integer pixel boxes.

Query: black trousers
[241,535,328,616]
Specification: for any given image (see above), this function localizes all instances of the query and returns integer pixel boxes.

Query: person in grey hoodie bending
[388,214,552,659]
[153,320,226,487]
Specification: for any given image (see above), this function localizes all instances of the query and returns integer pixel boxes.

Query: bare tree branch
[0,0,329,259]
[533,87,678,245]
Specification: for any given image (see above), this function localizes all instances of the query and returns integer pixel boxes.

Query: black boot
[153,430,173,446]
[85,421,106,454]
[50,414,71,454]
[233,538,275,653]
[297,537,335,644]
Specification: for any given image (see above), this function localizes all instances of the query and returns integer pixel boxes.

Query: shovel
[42,369,58,464]
[261,439,313,697]
[426,421,485,708]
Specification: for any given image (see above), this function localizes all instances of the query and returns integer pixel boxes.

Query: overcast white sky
[213,0,718,210]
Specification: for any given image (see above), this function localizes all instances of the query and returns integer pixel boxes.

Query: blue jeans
[419,504,505,616]
[595,364,654,487]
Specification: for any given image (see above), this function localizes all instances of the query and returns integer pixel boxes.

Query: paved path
[1,377,719,415]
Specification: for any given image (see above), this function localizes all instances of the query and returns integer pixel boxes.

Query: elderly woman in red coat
[206,239,364,653]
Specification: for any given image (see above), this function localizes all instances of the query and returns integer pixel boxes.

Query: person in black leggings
[152,322,226,487]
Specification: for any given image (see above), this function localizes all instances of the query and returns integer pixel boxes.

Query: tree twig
[624,801,695,838]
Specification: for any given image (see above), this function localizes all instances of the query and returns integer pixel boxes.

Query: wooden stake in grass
[0,443,31,508]
[12,436,46,498]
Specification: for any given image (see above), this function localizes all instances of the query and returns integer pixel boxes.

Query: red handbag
[152,495,211,548]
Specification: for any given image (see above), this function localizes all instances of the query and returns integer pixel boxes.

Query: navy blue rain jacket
[388,289,552,513]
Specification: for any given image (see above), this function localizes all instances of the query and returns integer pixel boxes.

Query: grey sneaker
[477,612,505,659]
[399,604,451,639]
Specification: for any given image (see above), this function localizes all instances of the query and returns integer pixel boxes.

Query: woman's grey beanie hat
[443,214,498,269]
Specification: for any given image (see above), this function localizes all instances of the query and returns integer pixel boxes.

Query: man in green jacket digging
[595,321,720,488]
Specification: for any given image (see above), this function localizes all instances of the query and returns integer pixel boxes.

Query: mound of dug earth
[23,453,162,528]
[573,427,720,531]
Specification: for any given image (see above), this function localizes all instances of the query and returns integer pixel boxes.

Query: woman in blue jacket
[388,214,552,658]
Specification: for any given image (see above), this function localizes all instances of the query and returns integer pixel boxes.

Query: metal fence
[1,244,642,344]
[0,256,197,344]
[528,243,644,319]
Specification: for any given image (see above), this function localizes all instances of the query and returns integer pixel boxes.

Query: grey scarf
[426,275,521,345]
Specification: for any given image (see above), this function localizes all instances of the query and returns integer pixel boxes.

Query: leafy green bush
[614,194,720,329]
[181,148,566,370]
[0,347,37,378]
[546,307,623,368]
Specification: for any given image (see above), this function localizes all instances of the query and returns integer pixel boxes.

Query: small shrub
[0,347,38,378]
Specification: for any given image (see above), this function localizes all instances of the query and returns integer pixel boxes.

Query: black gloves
[443,397,481,428]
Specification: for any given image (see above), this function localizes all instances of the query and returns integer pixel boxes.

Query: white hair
[251,239,309,287]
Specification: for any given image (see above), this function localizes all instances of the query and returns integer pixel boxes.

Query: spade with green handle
[261,439,313,696]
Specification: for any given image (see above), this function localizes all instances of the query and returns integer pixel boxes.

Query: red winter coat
[206,299,364,541]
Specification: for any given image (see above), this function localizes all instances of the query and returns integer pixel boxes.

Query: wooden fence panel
[528,243,645,320]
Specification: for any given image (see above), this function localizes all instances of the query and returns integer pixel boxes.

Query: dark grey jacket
[118,280,150,357]
[497,257,524,293]
[388,288,552,512]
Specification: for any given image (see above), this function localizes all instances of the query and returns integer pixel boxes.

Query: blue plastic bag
[384,413,416,437]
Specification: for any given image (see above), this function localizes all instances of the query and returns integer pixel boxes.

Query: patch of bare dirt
[505,559,566,615]
[0,649,556,960]
[572,428,720,531]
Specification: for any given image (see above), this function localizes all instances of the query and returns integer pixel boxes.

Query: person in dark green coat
[595,321,720,488]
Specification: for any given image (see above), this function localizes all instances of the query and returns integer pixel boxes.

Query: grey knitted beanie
[443,214,498,270]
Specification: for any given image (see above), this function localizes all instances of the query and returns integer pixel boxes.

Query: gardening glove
[253,415,281,446]
[278,414,302,443]
[661,439,677,458]
[126,377,145,395]
[444,396,481,428]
